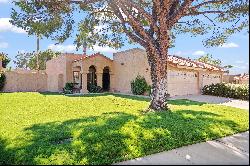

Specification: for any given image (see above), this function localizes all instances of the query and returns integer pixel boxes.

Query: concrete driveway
[170,95,249,110]
[115,131,249,165]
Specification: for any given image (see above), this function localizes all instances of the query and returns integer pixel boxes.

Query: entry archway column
[110,73,115,92]
[96,72,103,88]
[81,72,88,93]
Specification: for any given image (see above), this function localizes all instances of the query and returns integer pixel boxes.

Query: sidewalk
[115,131,249,165]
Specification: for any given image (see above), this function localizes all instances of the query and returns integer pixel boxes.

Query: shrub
[88,84,103,93]
[131,75,148,95]
[63,82,75,94]
[202,83,249,100]
[0,72,6,91]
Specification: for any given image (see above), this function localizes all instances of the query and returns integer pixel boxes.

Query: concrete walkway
[115,131,249,165]
[170,95,249,110]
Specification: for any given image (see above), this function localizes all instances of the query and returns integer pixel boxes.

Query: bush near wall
[0,72,6,91]
[63,82,75,94]
[202,83,249,100]
[131,75,149,95]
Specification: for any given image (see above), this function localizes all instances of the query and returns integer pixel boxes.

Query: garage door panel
[168,70,198,96]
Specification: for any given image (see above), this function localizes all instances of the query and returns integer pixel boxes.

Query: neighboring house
[223,73,249,84]
[233,73,249,84]
[46,48,225,96]
[223,74,240,83]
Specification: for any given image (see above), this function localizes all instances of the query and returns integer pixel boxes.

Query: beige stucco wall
[113,49,152,94]
[46,54,84,92]
[46,55,66,92]
[113,48,223,96]
[3,70,47,92]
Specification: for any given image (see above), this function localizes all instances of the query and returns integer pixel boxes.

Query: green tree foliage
[0,52,11,68]
[28,49,61,70]
[196,54,234,71]
[196,54,222,66]
[13,51,33,69]
[14,49,60,70]
[10,0,249,110]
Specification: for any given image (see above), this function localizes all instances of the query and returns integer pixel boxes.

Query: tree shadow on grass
[0,137,16,165]
[1,109,247,165]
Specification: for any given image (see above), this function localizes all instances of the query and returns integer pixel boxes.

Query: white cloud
[0,18,26,34]
[192,50,206,56]
[220,42,239,48]
[0,42,8,48]
[48,44,119,53]
[48,44,76,52]
[91,45,118,53]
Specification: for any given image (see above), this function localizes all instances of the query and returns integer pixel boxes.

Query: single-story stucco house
[46,48,224,96]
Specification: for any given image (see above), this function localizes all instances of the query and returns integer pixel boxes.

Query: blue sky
[0,0,249,74]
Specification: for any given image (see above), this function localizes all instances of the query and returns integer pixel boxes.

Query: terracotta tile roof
[84,53,113,61]
[73,52,113,62]
[168,55,225,72]
[72,51,224,72]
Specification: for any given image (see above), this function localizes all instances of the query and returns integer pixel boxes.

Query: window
[73,71,80,83]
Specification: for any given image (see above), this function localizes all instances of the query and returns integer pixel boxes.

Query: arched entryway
[102,66,110,91]
[87,65,97,91]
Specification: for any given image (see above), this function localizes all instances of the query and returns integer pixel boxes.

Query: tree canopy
[196,54,222,66]
[14,49,61,70]
[11,0,249,50]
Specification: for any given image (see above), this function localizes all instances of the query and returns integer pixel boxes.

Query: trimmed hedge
[202,83,249,100]
[0,72,6,91]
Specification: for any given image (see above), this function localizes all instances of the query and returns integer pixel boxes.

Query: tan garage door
[201,73,221,87]
[167,69,199,96]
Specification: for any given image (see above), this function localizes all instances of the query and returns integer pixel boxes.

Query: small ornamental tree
[11,0,249,111]
[0,52,11,68]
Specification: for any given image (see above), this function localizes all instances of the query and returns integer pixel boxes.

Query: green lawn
[0,92,249,165]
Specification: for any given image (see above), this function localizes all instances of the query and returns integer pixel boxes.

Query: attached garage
[167,69,199,96]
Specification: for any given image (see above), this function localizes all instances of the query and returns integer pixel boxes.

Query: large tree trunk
[147,50,169,111]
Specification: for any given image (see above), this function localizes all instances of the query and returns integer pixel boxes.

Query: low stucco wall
[3,70,47,92]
